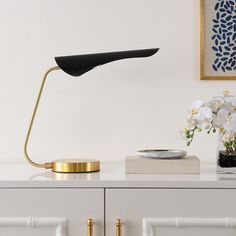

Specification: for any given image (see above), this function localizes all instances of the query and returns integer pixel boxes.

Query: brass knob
[87,218,94,236]
[116,219,123,236]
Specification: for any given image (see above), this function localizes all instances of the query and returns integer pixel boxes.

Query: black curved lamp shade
[55,48,159,76]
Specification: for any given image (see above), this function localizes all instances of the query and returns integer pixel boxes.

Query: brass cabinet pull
[87,218,94,236]
[116,219,123,236]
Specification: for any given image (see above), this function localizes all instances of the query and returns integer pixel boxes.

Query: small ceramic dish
[136,149,187,159]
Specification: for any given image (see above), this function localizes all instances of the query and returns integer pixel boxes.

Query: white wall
[0,0,235,165]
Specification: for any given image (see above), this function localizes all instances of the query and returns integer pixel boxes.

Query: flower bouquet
[181,91,236,173]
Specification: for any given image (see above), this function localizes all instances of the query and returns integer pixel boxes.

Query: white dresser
[0,163,235,236]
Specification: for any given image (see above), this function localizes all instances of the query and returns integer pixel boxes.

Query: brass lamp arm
[23,48,158,173]
[24,66,60,169]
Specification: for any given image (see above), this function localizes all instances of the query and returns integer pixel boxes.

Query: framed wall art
[200,0,236,80]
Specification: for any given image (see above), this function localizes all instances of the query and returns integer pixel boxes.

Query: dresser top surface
[0,162,235,188]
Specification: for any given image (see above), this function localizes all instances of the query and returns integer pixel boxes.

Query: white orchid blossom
[182,91,236,152]
[190,106,212,130]
[222,132,235,143]
[223,113,236,133]
[207,99,223,113]
[221,102,233,113]
[213,109,229,128]
[190,100,205,114]
[186,118,195,130]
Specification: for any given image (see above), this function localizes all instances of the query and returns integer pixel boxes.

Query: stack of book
[125,155,200,174]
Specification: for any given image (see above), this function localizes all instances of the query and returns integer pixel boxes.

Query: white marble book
[125,155,200,174]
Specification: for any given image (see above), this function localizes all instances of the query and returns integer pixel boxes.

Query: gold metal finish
[200,0,236,80]
[200,0,205,80]
[116,219,123,236]
[24,66,60,169]
[87,218,94,236]
[52,159,100,173]
[24,66,100,173]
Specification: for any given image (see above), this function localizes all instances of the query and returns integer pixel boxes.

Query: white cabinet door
[106,189,236,236]
[0,188,104,236]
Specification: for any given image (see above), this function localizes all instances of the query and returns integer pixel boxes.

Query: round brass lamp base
[51,159,100,173]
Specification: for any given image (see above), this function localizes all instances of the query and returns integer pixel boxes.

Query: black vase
[217,150,236,173]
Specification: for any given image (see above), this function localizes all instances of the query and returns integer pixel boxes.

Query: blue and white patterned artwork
[211,0,236,72]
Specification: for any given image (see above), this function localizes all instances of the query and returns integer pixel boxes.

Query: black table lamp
[24,48,159,173]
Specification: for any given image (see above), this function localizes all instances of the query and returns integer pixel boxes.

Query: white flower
[217,109,230,122]
[207,99,223,113]
[190,100,204,114]
[186,118,195,130]
[223,89,229,97]
[221,102,233,112]
[224,94,235,103]
[213,109,229,128]
[223,113,236,133]
[213,90,234,102]
[191,107,212,130]
[182,91,236,148]
[195,118,211,129]
[213,91,236,112]
[222,133,234,143]
[199,107,212,120]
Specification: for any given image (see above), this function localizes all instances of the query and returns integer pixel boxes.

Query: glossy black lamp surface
[24,48,159,173]
[55,48,159,76]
